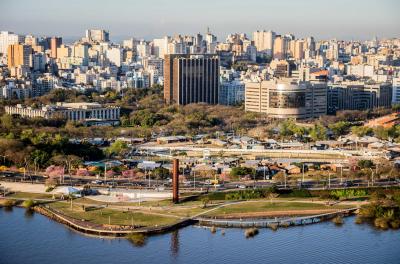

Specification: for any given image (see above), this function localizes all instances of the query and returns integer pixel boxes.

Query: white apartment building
[253,30,275,56]
[0,31,24,55]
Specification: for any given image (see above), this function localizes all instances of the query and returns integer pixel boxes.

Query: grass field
[48,201,179,227]
[8,192,58,200]
[204,201,352,217]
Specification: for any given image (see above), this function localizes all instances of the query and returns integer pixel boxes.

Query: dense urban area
[1,28,400,240]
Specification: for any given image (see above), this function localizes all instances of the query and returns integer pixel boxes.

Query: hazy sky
[1,0,399,41]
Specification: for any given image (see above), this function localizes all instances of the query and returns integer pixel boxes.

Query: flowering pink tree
[106,170,116,178]
[45,165,64,185]
[76,168,90,177]
[45,165,64,178]
[122,169,136,178]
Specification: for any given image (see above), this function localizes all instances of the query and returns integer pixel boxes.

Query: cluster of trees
[119,94,267,136]
[276,119,330,141]
[0,129,103,169]
[273,118,400,142]
[230,167,255,177]
[3,83,399,142]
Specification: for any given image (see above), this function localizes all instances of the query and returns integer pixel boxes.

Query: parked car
[91,180,103,185]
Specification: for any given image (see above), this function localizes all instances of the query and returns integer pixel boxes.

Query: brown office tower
[50,37,62,58]
[172,159,179,203]
[164,54,219,105]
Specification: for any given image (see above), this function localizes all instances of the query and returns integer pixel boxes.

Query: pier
[194,208,358,228]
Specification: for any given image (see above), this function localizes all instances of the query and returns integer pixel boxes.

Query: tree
[51,154,82,176]
[328,121,351,138]
[267,192,279,204]
[351,126,373,137]
[373,126,390,140]
[201,197,210,208]
[358,160,374,169]
[152,167,170,181]
[105,140,129,157]
[0,114,13,129]
[309,123,327,141]
[30,149,50,168]
[230,167,255,177]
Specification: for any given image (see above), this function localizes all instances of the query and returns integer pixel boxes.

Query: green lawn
[8,192,57,200]
[48,201,179,227]
[205,201,352,217]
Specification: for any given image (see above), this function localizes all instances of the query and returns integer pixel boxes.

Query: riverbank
[2,207,400,264]
[4,188,396,237]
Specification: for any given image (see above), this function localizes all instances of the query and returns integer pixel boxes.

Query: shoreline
[29,204,357,237]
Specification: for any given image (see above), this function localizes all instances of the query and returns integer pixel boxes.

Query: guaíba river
[0,207,399,264]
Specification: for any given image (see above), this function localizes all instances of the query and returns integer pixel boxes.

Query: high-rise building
[122,38,138,50]
[24,35,38,46]
[273,35,287,60]
[7,44,32,69]
[153,37,170,58]
[106,47,123,67]
[56,44,71,59]
[294,40,305,60]
[0,31,24,55]
[392,77,400,105]
[136,41,151,58]
[219,80,245,106]
[32,52,46,72]
[85,29,109,42]
[245,78,327,119]
[50,37,62,58]
[164,54,219,105]
[253,30,275,56]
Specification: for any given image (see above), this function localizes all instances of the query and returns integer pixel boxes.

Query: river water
[0,207,399,264]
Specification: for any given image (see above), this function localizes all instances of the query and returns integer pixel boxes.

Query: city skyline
[1,0,399,41]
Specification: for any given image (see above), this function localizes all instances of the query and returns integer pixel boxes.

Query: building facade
[253,30,275,56]
[85,29,109,43]
[5,102,120,122]
[245,78,327,119]
[50,37,62,58]
[327,81,392,113]
[219,80,245,106]
[392,77,400,105]
[7,44,32,69]
[164,54,219,105]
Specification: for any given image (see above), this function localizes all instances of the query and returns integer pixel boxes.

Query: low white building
[5,102,120,122]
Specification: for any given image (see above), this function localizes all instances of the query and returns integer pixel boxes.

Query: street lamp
[369,168,374,186]
[263,166,266,181]
[0,154,8,165]
[328,172,331,189]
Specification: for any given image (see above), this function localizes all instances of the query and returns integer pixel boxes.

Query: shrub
[330,189,368,200]
[359,204,379,218]
[245,228,259,238]
[374,217,389,230]
[224,187,277,200]
[45,186,55,192]
[390,219,400,229]
[0,199,15,207]
[268,223,278,231]
[22,199,36,209]
[127,233,147,247]
[210,226,217,234]
[332,216,344,225]
[355,217,363,225]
